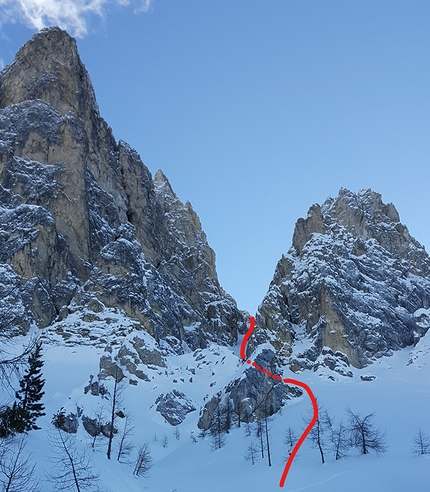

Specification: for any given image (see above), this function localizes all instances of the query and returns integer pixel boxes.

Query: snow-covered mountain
[0,27,429,492]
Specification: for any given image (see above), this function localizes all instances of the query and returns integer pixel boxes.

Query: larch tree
[116,415,134,463]
[347,409,387,456]
[133,443,152,478]
[0,436,40,492]
[174,427,180,441]
[284,427,298,460]
[263,408,273,467]
[304,405,332,464]
[412,428,430,456]
[106,365,125,460]
[244,441,260,466]
[210,403,226,450]
[47,428,100,492]
[331,420,350,460]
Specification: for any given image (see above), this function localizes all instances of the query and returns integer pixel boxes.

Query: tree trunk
[265,416,271,467]
[61,431,81,492]
[259,421,264,459]
[317,439,325,464]
[107,369,118,460]
[361,427,367,455]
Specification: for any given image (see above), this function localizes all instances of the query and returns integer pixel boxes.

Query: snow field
[4,324,430,492]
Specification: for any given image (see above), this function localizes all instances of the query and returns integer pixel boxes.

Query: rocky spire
[0,27,245,347]
[0,27,99,119]
[257,189,430,372]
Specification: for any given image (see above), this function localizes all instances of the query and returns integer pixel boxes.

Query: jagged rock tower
[0,27,245,348]
[256,188,430,373]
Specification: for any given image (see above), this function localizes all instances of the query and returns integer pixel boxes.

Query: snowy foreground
[7,323,430,492]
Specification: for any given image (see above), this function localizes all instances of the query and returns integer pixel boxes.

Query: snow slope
[2,319,430,492]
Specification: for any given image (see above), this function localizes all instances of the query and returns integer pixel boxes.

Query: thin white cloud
[134,0,151,13]
[0,57,4,70]
[0,0,153,38]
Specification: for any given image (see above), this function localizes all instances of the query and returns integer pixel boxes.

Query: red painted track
[240,316,318,488]
[240,315,255,359]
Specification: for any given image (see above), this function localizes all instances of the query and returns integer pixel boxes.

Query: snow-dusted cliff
[256,188,430,373]
[0,27,246,351]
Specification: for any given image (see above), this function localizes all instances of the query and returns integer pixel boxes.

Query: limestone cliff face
[256,188,430,372]
[0,27,98,119]
[0,27,245,347]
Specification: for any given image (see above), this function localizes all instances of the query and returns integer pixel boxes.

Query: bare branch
[413,428,430,455]
[0,436,40,492]
[46,428,100,491]
[347,408,387,456]
[133,442,152,478]
[116,415,134,463]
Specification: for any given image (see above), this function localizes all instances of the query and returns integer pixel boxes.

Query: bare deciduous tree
[413,428,430,456]
[347,409,387,456]
[174,427,180,441]
[89,406,106,451]
[106,371,119,461]
[255,419,265,459]
[308,415,327,464]
[0,436,40,492]
[0,334,39,395]
[252,385,277,464]
[284,427,297,450]
[244,441,260,465]
[233,398,250,428]
[331,420,350,460]
[133,443,152,478]
[116,415,134,463]
[47,429,100,491]
[264,411,273,467]
[244,422,252,437]
[222,399,233,433]
[284,426,298,461]
[304,405,331,464]
[106,366,126,460]
[210,429,226,451]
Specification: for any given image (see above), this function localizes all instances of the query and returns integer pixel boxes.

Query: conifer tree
[0,404,27,437]
[15,342,46,432]
[210,403,227,450]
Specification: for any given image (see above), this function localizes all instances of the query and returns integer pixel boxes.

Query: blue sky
[1,1,429,314]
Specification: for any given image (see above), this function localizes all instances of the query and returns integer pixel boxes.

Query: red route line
[240,315,255,359]
[240,316,319,488]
